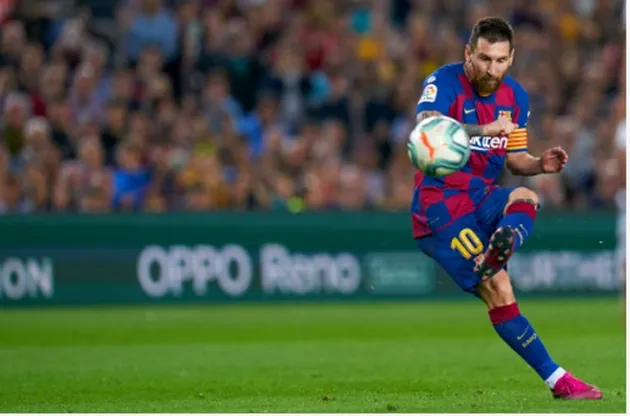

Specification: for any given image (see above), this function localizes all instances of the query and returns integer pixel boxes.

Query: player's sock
[496,200,536,250]
[489,303,566,388]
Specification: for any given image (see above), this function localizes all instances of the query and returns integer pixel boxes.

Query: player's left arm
[505,89,568,176]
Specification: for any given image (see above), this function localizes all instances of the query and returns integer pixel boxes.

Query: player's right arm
[417,114,489,138]
[422,114,515,137]
[415,72,496,137]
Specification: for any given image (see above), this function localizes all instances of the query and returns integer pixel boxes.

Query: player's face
[465,38,513,95]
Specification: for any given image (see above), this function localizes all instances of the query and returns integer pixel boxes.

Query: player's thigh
[416,215,489,295]
[475,186,517,235]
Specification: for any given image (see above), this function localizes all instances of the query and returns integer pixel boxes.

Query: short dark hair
[469,17,514,50]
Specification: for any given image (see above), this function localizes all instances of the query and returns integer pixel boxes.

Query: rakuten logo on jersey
[469,136,507,152]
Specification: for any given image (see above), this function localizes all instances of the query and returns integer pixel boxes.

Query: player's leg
[478,264,603,399]
[497,186,539,250]
[478,271,563,390]
[416,215,492,296]
[433,215,569,390]
[475,186,539,279]
[472,186,602,398]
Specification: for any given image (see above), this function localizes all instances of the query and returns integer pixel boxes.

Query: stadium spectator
[0,0,625,214]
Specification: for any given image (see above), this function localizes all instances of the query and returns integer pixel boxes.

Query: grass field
[0,298,626,413]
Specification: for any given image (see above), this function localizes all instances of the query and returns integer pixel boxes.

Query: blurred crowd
[0,0,625,213]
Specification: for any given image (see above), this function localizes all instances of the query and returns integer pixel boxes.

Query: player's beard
[471,73,503,96]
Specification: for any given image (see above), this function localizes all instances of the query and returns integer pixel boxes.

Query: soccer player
[413,17,602,400]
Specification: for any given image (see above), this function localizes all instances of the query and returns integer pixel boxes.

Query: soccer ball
[407,115,471,177]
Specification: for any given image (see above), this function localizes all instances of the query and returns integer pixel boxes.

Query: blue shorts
[416,187,516,295]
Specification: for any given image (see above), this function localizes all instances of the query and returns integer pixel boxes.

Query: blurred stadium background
[0,0,626,413]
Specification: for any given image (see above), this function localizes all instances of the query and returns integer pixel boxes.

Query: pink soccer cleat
[551,372,603,400]
[474,226,516,280]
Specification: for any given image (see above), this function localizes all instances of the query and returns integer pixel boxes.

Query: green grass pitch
[0,298,626,413]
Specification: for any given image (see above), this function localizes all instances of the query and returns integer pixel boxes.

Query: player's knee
[478,271,516,309]
[507,187,539,207]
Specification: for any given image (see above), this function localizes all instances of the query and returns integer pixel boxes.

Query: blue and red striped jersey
[412,62,530,238]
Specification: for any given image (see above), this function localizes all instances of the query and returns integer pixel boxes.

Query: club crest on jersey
[469,136,508,152]
[498,110,512,120]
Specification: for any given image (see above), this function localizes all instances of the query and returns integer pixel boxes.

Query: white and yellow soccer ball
[407,115,471,177]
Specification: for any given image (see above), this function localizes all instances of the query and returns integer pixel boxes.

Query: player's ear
[508,48,515,66]
[464,44,472,62]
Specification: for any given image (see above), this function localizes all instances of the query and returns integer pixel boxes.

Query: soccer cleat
[551,372,603,400]
[474,226,515,279]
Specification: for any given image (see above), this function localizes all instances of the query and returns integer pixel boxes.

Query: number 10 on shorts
[451,228,484,259]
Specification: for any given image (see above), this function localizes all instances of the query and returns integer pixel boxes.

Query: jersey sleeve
[415,71,456,116]
[507,85,530,153]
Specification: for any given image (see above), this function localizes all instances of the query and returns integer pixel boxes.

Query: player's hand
[540,146,569,173]
[482,116,518,137]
